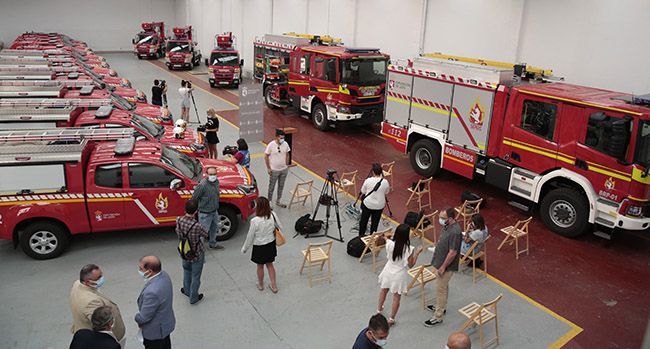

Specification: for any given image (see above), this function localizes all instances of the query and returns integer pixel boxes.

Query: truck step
[510,186,531,197]
[593,230,612,240]
[508,200,531,212]
[594,217,616,227]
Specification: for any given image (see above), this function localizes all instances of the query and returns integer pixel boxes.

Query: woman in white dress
[377,224,424,326]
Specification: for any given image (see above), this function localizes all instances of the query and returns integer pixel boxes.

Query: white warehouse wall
[0,0,178,51]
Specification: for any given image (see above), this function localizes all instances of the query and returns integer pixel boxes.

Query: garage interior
[0,1,649,349]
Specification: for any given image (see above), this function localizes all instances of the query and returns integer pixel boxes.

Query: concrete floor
[0,53,579,348]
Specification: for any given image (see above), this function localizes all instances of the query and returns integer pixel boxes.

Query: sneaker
[425,304,447,314]
[180,287,189,297]
[275,202,287,208]
[209,244,224,250]
[190,294,204,305]
[424,317,443,327]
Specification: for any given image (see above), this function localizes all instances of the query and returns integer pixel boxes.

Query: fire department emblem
[94,210,103,222]
[155,193,169,213]
[605,177,615,190]
[359,86,379,97]
[469,97,485,129]
[388,80,395,90]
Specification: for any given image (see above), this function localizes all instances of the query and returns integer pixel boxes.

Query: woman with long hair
[358,163,390,237]
[377,224,424,326]
[241,197,281,293]
[204,108,220,159]
[225,138,251,168]
[460,213,488,268]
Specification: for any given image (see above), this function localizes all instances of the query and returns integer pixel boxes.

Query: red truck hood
[196,159,254,189]
[133,104,174,126]
[160,125,206,157]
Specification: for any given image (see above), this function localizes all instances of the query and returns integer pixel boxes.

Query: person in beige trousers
[70,264,126,347]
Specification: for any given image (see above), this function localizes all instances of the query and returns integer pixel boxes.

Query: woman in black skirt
[205,108,219,159]
[241,197,282,293]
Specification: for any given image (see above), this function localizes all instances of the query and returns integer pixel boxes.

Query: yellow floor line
[148,57,583,347]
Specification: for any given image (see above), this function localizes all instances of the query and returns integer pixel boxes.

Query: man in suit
[135,256,176,349]
[70,306,120,349]
[69,264,126,347]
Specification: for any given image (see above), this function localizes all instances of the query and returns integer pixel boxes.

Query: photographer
[179,80,193,122]
[358,163,390,237]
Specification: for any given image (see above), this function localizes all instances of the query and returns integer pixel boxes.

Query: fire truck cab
[206,32,243,88]
[165,26,202,70]
[133,22,166,59]
[254,33,389,131]
[0,135,258,260]
[382,54,650,238]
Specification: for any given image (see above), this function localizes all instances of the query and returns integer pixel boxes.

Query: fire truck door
[311,57,339,105]
[448,85,496,153]
[502,95,561,173]
[288,53,311,97]
[385,70,413,128]
[124,162,185,228]
[409,76,453,132]
[86,163,126,232]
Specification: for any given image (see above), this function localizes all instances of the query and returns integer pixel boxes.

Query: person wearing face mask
[264,129,291,208]
[69,306,120,349]
[191,166,224,250]
[176,199,209,304]
[352,313,390,349]
[424,208,463,327]
[69,264,126,348]
[135,256,176,349]
[445,331,472,349]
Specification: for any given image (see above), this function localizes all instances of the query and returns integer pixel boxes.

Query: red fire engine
[254,33,389,131]
[165,26,202,70]
[133,22,166,59]
[382,54,650,237]
[0,134,258,259]
[206,32,243,88]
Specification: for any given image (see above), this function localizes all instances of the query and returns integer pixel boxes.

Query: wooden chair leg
[327,258,332,283]
[308,262,313,288]
[320,260,326,271]
[526,233,530,255]
[472,259,476,284]
[300,256,307,274]
[420,281,425,309]
[497,235,510,250]
[480,321,485,349]
[359,245,370,263]
[515,237,520,260]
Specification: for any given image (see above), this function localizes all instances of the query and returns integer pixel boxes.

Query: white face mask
[278,136,285,143]
[208,175,217,182]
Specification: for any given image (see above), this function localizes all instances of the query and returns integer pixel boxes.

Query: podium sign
[238,83,264,142]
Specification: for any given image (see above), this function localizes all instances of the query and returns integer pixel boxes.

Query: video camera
[182,79,192,89]
[160,80,166,88]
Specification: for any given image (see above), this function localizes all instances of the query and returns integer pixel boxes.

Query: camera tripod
[188,89,201,124]
[306,169,344,242]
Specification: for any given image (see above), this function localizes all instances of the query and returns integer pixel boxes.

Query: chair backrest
[296,180,314,194]
[414,177,432,194]
[371,228,391,249]
[381,161,395,174]
[460,239,480,264]
[460,198,483,214]
[307,240,333,259]
[415,211,437,234]
[483,293,503,313]
[340,170,358,184]
[514,216,533,233]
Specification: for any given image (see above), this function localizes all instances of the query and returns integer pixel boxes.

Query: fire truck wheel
[409,139,441,177]
[20,221,69,260]
[216,206,239,241]
[540,188,590,238]
[312,103,329,131]
[264,87,278,109]
[137,55,143,60]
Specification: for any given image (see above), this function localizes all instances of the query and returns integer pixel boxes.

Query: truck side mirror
[170,178,183,190]
[240,59,244,66]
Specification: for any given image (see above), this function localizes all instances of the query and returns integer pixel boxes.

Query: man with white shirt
[264,129,291,208]
[358,163,390,236]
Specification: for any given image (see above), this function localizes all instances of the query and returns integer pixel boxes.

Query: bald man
[135,256,176,349]
[446,331,471,349]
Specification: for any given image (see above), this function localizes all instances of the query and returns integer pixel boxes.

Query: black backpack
[404,210,424,228]
[461,191,485,209]
[177,220,198,261]
[294,214,323,235]
[347,236,366,258]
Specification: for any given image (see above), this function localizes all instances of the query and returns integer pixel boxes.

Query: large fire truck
[133,22,166,59]
[253,33,389,131]
[382,54,650,237]
[0,134,258,260]
[205,32,243,88]
[165,26,202,70]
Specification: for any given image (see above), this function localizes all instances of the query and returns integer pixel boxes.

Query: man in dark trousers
[352,313,390,349]
[176,199,208,304]
[69,306,120,349]
[135,256,175,349]
[151,80,163,107]
[192,166,223,249]
[424,207,463,327]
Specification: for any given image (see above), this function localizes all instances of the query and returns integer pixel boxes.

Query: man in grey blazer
[135,256,176,349]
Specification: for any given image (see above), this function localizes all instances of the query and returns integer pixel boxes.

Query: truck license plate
[219,81,229,85]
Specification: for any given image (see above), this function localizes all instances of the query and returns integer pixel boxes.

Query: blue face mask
[94,276,105,288]
[376,338,387,346]
[439,217,447,226]
[138,270,147,279]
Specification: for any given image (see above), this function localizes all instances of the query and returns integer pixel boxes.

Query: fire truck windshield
[136,35,157,45]
[341,58,387,86]
[111,93,136,111]
[635,120,650,168]
[167,42,191,53]
[161,145,201,181]
[210,52,239,66]
[132,114,165,139]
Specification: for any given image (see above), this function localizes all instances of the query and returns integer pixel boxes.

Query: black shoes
[425,304,447,314]
[424,317,443,327]
[181,287,188,297]
[190,294,204,305]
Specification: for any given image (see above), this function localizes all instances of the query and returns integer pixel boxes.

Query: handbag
[272,212,286,246]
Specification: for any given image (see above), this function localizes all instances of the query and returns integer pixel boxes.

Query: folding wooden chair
[498,217,532,259]
[455,198,483,231]
[288,180,313,210]
[459,235,490,283]
[336,170,358,199]
[407,264,438,309]
[410,211,438,246]
[381,161,395,188]
[359,228,390,272]
[300,240,333,287]
[458,294,503,349]
[406,177,432,211]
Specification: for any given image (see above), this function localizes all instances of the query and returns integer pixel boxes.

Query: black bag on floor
[347,236,366,258]
[294,214,323,235]
[461,191,485,209]
[404,210,423,228]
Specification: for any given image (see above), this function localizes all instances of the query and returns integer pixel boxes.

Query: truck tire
[20,221,69,260]
[216,206,239,241]
[540,188,590,238]
[409,139,442,177]
[264,86,278,109]
[312,103,329,131]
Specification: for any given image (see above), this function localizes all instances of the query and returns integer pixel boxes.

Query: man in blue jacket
[135,256,176,349]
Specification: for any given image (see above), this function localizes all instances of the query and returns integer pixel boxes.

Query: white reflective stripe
[132,199,159,225]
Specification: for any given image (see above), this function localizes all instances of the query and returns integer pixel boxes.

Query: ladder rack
[0,56,73,64]
[0,128,134,143]
[0,98,111,108]
[0,49,69,57]
[0,71,55,80]
[0,106,74,122]
[0,139,87,164]
[0,85,63,98]
[0,80,93,88]
[421,52,554,78]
